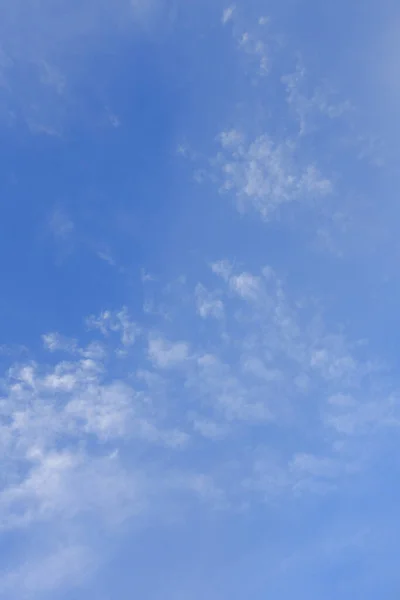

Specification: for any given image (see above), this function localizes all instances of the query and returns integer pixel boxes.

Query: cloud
[1,259,399,594]
[148,335,189,368]
[195,284,224,319]
[42,332,78,354]
[237,31,269,75]
[211,259,234,281]
[87,307,139,348]
[191,417,229,440]
[222,6,236,25]
[47,206,77,262]
[183,10,381,264]
[0,0,159,133]
[281,62,352,136]
[221,8,271,77]
[0,448,144,530]
[228,271,262,300]
[1,4,399,595]
[214,130,332,220]
[0,543,95,597]
[49,207,74,241]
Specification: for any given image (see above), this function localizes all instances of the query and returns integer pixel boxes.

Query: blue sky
[1,0,400,598]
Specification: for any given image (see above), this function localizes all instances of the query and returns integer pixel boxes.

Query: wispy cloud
[148,335,190,369]
[222,6,236,25]
[214,130,332,219]
[195,283,224,319]
[86,307,139,348]
[0,0,160,134]
[185,9,387,266]
[0,543,95,597]
[49,207,74,241]
[281,62,353,136]
[2,1,399,597]
[1,257,398,593]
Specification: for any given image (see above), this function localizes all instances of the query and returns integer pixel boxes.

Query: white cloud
[181,473,226,508]
[148,335,189,368]
[0,0,158,133]
[195,284,224,319]
[187,350,274,425]
[215,131,332,219]
[211,259,234,281]
[238,31,269,74]
[87,307,139,347]
[49,207,74,241]
[191,417,229,440]
[0,543,95,596]
[229,272,262,300]
[222,12,271,76]
[222,6,236,25]
[1,261,400,594]
[64,381,135,440]
[281,63,352,136]
[290,452,341,481]
[42,332,78,353]
[218,129,244,149]
[242,357,282,382]
[3,2,397,596]
[324,392,400,437]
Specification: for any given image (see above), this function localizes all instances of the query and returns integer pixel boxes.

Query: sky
[1,0,400,598]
